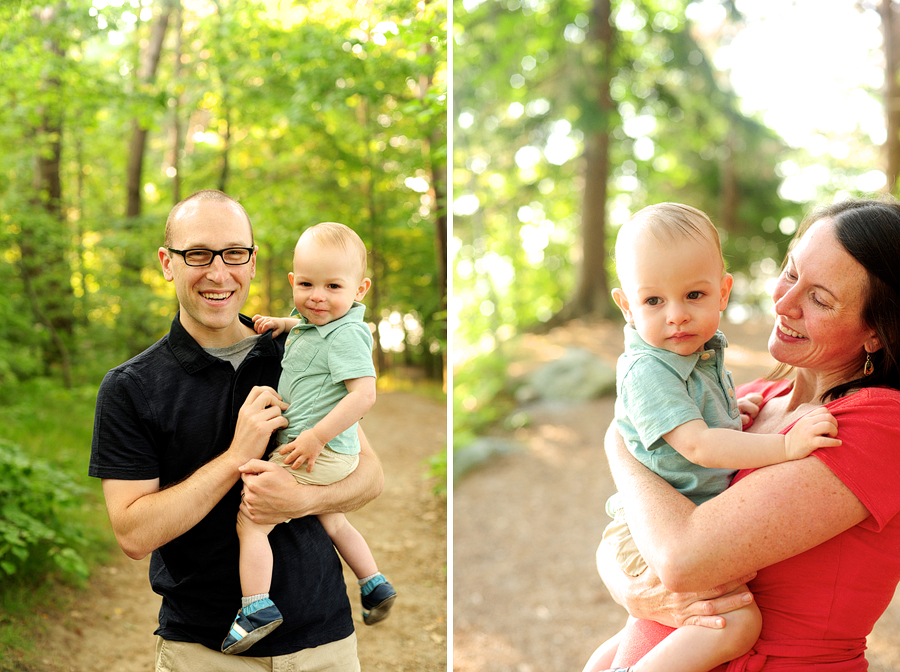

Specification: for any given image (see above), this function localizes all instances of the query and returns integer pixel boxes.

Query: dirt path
[30,390,447,672]
[453,317,900,672]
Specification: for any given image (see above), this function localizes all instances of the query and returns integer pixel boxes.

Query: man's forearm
[289,427,383,518]
[104,449,245,559]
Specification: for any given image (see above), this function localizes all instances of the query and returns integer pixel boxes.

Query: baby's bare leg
[235,510,278,596]
[628,587,761,672]
[319,512,378,579]
[582,626,625,672]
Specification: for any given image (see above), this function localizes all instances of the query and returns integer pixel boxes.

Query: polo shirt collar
[168,312,279,374]
[623,323,728,381]
[289,302,367,337]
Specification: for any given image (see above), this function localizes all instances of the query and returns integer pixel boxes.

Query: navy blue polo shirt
[89,313,353,655]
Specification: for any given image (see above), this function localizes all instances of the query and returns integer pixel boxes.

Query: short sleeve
[619,356,703,449]
[327,323,376,384]
[812,388,900,531]
[89,369,161,480]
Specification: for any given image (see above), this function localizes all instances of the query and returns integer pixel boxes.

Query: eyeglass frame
[166,246,256,267]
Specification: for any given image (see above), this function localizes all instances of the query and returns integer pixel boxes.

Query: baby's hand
[252,314,284,337]
[279,429,326,473]
[738,393,764,428]
[784,406,840,461]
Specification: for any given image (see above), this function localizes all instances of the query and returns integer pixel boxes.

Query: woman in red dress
[589,199,900,672]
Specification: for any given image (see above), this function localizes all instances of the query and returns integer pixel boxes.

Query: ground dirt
[453,317,900,672]
[25,390,448,672]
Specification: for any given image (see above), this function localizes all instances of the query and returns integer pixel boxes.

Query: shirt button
[700,353,711,360]
[728,388,735,397]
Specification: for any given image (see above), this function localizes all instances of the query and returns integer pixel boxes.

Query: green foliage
[0,441,89,581]
[0,0,447,387]
[0,381,116,665]
[426,449,448,495]
[452,0,808,355]
[452,348,516,450]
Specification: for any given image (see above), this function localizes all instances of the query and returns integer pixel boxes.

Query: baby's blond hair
[614,203,725,280]
[297,222,368,280]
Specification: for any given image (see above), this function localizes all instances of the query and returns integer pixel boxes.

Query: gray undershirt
[204,335,261,370]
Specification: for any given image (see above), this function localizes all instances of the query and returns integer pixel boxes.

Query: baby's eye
[687,291,704,300]
[328,283,342,290]
[646,297,662,306]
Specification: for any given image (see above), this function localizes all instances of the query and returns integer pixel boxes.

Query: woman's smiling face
[768,218,875,385]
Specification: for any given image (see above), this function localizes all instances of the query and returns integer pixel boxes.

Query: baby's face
[289,240,369,326]
[613,234,732,356]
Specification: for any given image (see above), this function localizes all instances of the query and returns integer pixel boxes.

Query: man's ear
[159,247,174,282]
[611,288,633,322]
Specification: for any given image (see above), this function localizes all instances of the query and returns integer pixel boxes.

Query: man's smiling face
[159,199,257,347]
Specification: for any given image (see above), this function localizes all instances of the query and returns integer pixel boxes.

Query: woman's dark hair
[779,198,900,401]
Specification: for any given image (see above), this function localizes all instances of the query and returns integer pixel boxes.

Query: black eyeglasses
[167,247,255,267]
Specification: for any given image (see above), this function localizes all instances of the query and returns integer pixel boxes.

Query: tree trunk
[126,0,174,217]
[21,0,74,386]
[718,123,739,233]
[416,8,448,382]
[548,0,617,326]
[122,0,174,356]
[881,0,900,194]
[168,3,184,203]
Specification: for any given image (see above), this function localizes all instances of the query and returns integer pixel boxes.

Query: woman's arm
[606,423,869,592]
[596,533,757,628]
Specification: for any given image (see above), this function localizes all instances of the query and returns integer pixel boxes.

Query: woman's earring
[864,353,874,376]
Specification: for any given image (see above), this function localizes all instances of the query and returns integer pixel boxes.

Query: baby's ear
[719,273,734,310]
[356,277,372,300]
[611,288,633,322]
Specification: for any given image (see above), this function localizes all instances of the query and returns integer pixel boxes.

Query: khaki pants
[601,512,648,577]
[269,446,359,486]
[155,633,360,672]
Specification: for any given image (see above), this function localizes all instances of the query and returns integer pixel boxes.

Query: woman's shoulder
[830,385,900,412]
[736,378,792,399]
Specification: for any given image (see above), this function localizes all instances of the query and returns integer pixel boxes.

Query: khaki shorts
[155,633,359,672]
[601,512,648,577]
[269,445,359,486]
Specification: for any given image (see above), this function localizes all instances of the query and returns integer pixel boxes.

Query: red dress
[612,380,900,671]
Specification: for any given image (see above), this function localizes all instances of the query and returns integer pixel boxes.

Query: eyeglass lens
[182,248,251,266]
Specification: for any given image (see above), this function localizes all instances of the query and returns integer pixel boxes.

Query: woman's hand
[596,537,756,629]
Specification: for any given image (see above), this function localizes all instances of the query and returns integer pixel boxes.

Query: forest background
[452,0,900,451]
[0,0,447,666]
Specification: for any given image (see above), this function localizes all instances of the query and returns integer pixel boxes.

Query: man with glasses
[90,190,381,671]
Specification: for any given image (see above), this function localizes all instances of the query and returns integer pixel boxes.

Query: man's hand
[239,459,302,524]
[279,429,326,473]
[230,386,288,464]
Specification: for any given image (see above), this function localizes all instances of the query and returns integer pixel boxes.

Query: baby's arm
[252,314,301,337]
[280,376,376,472]
[664,406,840,470]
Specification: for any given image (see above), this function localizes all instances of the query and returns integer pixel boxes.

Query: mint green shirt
[275,302,376,455]
[614,324,741,505]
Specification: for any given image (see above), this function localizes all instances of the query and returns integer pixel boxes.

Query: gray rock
[454,436,522,481]
[514,347,616,404]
